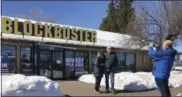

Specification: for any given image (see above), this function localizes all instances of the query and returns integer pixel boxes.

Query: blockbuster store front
[1,16,152,80]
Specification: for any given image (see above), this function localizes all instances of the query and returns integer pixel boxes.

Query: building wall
[137,51,153,71]
[136,51,143,71]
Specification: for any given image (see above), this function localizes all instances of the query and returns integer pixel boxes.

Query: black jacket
[94,54,106,77]
[105,52,118,72]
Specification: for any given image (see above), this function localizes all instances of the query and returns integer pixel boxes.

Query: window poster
[1,54,9,71]
[66,57,84,68]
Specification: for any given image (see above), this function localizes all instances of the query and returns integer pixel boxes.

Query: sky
[2,1,109,29]
[2,1,182,52]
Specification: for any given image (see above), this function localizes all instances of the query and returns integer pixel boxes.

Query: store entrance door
[37,46,64,79]
[39,50,52,78]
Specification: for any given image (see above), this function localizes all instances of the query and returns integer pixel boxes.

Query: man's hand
[149,42,154,47]
[153,47,156,51]
[149,42,159,50]
[149,43,154,47]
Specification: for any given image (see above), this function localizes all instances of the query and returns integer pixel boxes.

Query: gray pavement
[58,81,182,96]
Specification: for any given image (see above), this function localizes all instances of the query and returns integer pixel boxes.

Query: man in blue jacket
[148,40,177,97]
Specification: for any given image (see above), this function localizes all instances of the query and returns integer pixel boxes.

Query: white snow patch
[175,66,182,71]
[79,71,182,92]
[0,74,64,96]
[177,93,182,96]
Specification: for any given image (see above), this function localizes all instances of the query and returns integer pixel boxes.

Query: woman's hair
[97,51,104,57]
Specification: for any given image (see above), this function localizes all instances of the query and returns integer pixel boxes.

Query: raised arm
[148,47,176,59]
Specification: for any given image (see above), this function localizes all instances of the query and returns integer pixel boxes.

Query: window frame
[125,53,136,71]
[116,53,126,72]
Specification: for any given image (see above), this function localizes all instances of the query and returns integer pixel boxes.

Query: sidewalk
[58,81,182,96]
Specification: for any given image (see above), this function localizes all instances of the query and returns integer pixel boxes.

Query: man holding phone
[148,40,177,97]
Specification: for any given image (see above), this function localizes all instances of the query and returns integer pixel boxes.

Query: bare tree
[44,15,56,23]
[17,7,56,23]
[136,1,182,47]
[28,7,43,21]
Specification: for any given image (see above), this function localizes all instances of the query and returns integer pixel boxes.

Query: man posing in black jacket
[105,46,118,94]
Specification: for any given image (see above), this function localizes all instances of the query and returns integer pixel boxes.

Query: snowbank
[79,71,182,92]
[1,74,64,96]
[175,66,182,71]
[177,93,182,96]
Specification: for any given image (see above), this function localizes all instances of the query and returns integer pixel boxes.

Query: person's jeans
[155,78,171,97]
[105,72,115,90]
[95,77,102,91]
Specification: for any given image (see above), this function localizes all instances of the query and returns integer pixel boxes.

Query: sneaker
[111,89,116,94]
[176,93,182,96]
[94,90,101,94]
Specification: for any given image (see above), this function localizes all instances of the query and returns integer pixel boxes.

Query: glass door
[20,47,34,75]
[52,51,63,79]
[39,50,52,78]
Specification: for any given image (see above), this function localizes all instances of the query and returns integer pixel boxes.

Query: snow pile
[177,93,182,96]
[175,66,182,71]
[1,74,64,96]
[79,71,182,92]
[168,71,182,88]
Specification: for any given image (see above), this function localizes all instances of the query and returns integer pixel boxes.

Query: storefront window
[90,52,135,72]
[65,51,74,70]
[65,50,89,77]
[1,46,16,73]
[91,51,97,72]
[75,52,85,68]
[126,53,135,71]
[84,52,89,71]
[20,47,33,75]
[75,51,89,76]
[65,50,75,78]
[116,53,126,72]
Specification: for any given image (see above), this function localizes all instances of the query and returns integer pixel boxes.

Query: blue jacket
[148,47,177,79]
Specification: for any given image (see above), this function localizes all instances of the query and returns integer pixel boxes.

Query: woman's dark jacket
[94,54,106,77]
